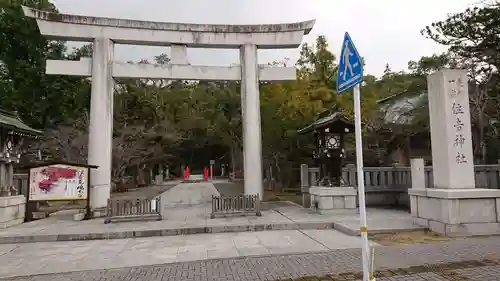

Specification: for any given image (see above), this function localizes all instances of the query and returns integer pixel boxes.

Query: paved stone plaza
[1,235,500,281]
[0,200,422,244]
[0,181,422,244]
[0,229,379,278]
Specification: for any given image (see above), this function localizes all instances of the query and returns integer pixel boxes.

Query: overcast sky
[51,0,480,77]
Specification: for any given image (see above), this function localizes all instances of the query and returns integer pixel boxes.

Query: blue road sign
[337,32,363,94]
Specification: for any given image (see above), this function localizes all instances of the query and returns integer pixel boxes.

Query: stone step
[0,219,426,244]
[0,221,336,244]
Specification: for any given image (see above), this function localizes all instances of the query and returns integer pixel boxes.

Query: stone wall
[0,195,25,228]
[410,188,500,236]
[309,186,357,214]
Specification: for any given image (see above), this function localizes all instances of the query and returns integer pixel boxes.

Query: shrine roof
[0,110,42,137]
[297,112,354,135]
[19,161,98,170]
[377,91,428,125]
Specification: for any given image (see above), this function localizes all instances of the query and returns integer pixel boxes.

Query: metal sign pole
[336,32,373,281]
[353,84,372,281]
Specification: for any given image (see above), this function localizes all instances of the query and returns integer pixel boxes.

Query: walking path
[0,181,457,280]
[111,181,181,200]
[0,203,422,244]
[0,179,423,244]
[0,229,377,278]
[1,235,500,280]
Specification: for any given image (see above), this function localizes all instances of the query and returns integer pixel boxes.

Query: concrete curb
[0,221,336,244]
[0,221,427,244]
[332,222,427,236]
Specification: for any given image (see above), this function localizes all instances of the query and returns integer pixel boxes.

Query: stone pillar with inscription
[409,69,500,236]
[428,69,474,189]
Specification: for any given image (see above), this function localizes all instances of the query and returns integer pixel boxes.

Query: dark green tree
[0,0,90,128]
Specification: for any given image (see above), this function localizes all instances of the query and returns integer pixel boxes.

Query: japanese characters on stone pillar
[428,69,475,189]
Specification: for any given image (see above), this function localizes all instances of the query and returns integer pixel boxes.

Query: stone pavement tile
[300,229,378,250]
[6,238,128,260]
[254,230,327,254]
[0,239,132,277]
[328,209,424,236]
[333,219,425,236]
[177,244,209,259]
[207,247,240,259]
[236,245,270,256]
[0,244,18,255]
[273,207,335,223]
[232,232,262,248]
[453,265,500,281]
[187,233,232,246]
[0,259,23,279]
[123,234,186,249]
[247,210,295,224]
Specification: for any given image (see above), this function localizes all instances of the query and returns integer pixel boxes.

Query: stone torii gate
[22,6,315,210]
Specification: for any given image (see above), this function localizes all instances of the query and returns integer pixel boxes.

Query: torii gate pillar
[88,38,115,209]
[240,44,263,197]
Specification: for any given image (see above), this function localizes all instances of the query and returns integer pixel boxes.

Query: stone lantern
[298,111,357,214]
[0,110,41,196]
[298,111,354,186]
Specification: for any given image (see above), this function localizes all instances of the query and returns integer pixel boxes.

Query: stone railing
[473,164,500,189]
[423,164,499,189]
[12,174,28,196]
[300,162,500,208]
[341,165,412,192]
[301,164,412,207]
[343,165,411,207]
[0,174,28,197]
[424,164,500,189]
